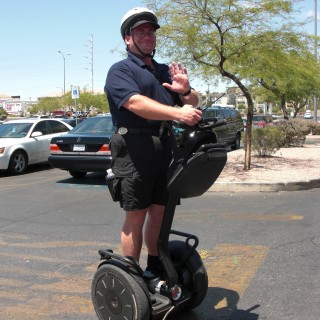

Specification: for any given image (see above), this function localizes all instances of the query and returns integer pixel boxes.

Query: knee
[124,210,147,229]
[148,207,165,225]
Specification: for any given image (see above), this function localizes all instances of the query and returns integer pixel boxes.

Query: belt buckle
[118,127,128,135]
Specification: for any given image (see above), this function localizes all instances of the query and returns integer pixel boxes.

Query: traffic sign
[71,86,80,99]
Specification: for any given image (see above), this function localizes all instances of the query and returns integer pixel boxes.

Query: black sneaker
[143,266,167,281]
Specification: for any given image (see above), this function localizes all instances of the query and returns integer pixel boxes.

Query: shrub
[307,120,320,135]
[0,108,8,120]
[272,118,308,147]
[251,127,283,156]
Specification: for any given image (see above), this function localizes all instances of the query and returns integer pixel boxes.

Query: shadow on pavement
[56,171,107,186]
[169,287,260,320]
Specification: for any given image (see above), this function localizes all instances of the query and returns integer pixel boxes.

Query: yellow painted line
[1,294,94,319]
[220,213,304,221]
[175,209,304,222]
[0,264,78,282]
[31,277,90,293]
[201,244,269,314]
[0,251,81,264]
[0,277,31,288]
[0,239,114,248]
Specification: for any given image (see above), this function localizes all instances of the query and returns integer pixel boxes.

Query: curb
[208,179,320,192]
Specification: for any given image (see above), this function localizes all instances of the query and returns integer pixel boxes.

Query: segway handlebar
[172,114,227,131]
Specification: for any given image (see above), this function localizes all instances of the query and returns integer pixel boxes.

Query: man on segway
[91,7,227,320]
[105,7,200,276]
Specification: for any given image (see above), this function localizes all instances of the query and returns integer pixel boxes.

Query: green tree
[251,39,320,119]
[66,90,109,114]
[32,97,62,115]
[146,0,308,170]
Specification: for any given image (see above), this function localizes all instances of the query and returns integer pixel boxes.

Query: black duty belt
[116,127,160,137]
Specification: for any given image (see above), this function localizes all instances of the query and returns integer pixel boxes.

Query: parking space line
[220,213,303,221]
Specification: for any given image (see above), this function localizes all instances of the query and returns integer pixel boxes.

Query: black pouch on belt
[106,175,122,202]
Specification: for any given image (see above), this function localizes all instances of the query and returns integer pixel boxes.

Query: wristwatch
[182,87,192,96]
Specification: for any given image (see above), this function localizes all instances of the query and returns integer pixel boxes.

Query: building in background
[0,94,37,116]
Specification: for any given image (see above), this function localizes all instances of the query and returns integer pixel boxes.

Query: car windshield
[253,116,265,121]
[69,117,114,134]
[0,123,33,138]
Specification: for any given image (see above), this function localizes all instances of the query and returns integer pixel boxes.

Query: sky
[0,0,316,101]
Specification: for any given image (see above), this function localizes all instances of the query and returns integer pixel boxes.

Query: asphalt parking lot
[1,165,319,320]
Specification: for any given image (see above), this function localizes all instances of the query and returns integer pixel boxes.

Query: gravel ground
[216,135,320,184]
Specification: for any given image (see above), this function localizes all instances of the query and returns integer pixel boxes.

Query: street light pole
[314,0,318,122]
[58,50,70,116]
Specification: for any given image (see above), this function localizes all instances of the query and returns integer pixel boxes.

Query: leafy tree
[289,99,308,118]
[146,0,309,169]
[29,91,109,116]
[64,90,109,114]
[251,38,320,119]
[32,97,62,115]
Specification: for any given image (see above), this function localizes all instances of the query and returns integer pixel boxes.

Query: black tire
[231,133,241,150]
[169,240,208,309]
[69,171,87,178]
[8,150,27,175]
[91,263,150,320]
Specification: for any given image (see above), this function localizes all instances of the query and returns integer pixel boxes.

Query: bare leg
[121,209,147,262]
[144,204,165,256]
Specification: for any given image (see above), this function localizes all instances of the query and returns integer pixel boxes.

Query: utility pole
[85,34,94,94]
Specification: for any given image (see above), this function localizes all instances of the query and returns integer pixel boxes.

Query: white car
[0,118,72,175]
[304,111,312,119]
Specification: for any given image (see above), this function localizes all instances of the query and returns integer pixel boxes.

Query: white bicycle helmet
[120,7,160,39]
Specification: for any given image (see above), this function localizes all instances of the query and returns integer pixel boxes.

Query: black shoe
[143,266,166,281]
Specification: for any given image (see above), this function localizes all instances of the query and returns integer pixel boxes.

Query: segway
[91,115,227,320]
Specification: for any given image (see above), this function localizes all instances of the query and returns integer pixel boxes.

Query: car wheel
[69,171,87,178]
[231,133,241,150]
[8,150,28,175]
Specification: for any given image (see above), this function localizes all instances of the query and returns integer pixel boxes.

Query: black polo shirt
[105,52,182,128]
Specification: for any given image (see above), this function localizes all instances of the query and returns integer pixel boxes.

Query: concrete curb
[208,179,320,192]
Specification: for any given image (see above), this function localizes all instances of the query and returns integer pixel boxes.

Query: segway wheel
[91,263,150,320]
[169,240,208,309]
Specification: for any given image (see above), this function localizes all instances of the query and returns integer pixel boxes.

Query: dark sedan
[61,117,86,127]
[48,116,115,178]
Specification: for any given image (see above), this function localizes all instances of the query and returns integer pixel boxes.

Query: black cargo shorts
[109,132,173,211]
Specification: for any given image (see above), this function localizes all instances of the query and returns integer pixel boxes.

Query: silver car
[0,118,72,175]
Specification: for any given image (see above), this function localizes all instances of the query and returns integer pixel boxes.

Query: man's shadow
[209,287,259,319]
[170,287,260,320]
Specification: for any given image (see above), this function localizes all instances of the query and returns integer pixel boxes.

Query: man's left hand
[162,61,190,94]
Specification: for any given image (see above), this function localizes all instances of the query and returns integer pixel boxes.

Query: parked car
[252,114,273,128]
[242,117,247,131]
[304,110,312,119]
[202,106,243,149]
[49,108,244,179]
[28,115,50,119]
[0,118,72,175]
[48,116,115,178]
[174,106,243,150]
[61,117,86,127]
